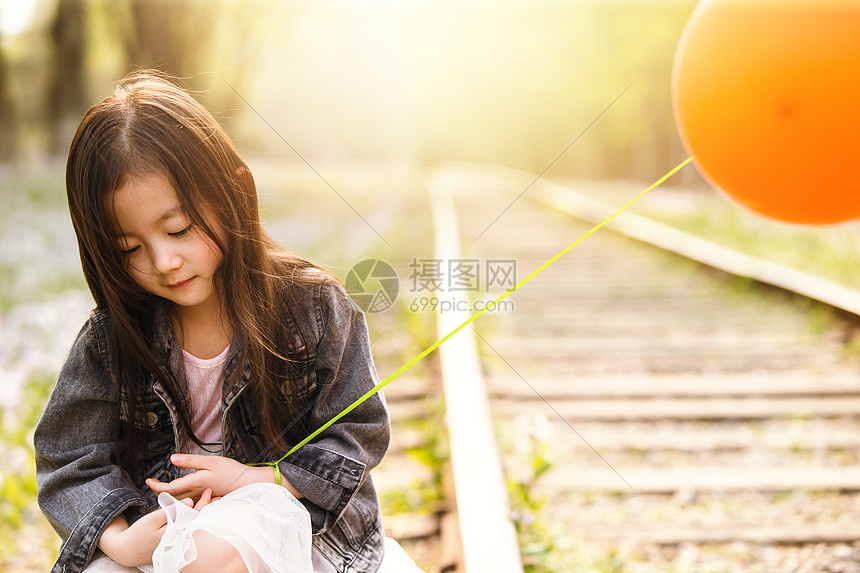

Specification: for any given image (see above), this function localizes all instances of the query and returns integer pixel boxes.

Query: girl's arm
[97,488,213,567]
[97,513,163,567]
[35,314,151,572]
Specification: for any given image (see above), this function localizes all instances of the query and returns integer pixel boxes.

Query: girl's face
[111,171,224,316]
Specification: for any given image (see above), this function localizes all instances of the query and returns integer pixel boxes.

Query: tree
[0,39,16,161]
[48,0,88,155]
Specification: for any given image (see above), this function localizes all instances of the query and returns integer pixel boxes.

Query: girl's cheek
[126,257,148,277]
[205,231,224,257]
[127,262,155,287]
[204,239,224,269]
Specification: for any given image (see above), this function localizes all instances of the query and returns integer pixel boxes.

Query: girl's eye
[169,224,192,237]
[120,245,140,256]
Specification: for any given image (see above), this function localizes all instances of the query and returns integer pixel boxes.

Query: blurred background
[6,1,860,572]
[0,0,698,181]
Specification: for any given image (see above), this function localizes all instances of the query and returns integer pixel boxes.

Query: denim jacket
[34,275,391,572]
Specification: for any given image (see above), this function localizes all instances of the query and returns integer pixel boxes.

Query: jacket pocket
[119,392,172,431]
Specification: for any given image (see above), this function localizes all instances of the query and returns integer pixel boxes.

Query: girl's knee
[181,531,248,573]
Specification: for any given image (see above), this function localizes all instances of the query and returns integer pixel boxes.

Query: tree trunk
[0,40,16,161]
[48,0,88,155]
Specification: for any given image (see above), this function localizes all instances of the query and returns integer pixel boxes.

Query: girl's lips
[166,277,195,290]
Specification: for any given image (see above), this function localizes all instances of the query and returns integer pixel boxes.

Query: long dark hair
[66,70,325,469]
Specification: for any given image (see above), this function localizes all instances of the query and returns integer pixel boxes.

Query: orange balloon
[672,0,860,224]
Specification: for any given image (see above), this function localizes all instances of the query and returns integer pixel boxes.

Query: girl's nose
[150,244,182,275]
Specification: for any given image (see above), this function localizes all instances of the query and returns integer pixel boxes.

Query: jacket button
[145,412,159,428]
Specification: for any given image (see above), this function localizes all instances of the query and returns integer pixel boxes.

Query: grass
[501,412,640,573]
[560,178,860,289]
[0,165,84,570]
[0,373,61,571]
[0,164,86,313]
[378,397,449,518]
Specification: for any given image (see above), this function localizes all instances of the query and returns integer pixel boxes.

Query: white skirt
[84,483,423,573]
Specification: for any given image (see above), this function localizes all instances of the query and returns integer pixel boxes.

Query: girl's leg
[180,531,249,573]
[155,483,311,572]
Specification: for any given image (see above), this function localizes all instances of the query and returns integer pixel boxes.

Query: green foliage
[397,299,437,357]
[505,414,631,573]
[598,549,626,573]
[0,167,87,312]
[0,373,59,564]
[0,167,68,210]
[6,374,54,446]
[638,190,860,291]
[507,423,558,573]
[573,179,860,296]
[380,398,449,517]
[0,169,77,567]
[0,459,39,531]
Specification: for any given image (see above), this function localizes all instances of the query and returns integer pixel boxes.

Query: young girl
[35,70,418,573]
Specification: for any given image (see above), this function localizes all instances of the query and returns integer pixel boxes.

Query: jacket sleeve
[34,314,149,573]
[278,281,391,532]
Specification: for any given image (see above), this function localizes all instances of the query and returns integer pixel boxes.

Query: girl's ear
[235,166,255,194]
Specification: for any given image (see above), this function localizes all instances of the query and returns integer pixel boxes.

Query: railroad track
[10,161,860,572]
[429,164,860,572]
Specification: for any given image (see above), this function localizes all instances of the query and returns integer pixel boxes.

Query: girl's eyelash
[119,223,191,254]
[169,224,193,237]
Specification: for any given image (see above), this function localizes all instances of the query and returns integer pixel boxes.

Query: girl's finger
[193,488,213,511]
[147,478,194,497]
[171,453,212,469]
[157,511,169,527]
[147,479,196,500]
[146,478,168,493]
[157,472,200,493]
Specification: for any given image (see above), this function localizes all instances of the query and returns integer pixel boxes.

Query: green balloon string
[274,156,694,466]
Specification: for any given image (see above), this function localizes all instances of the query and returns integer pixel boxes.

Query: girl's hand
[99,510,165,567]
[146,454,282,501]
[98,489,213,567]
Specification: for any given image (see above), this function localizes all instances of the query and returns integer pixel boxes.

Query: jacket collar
[149,302,245,396]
